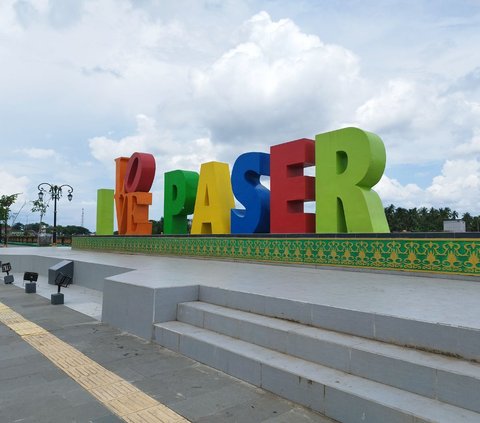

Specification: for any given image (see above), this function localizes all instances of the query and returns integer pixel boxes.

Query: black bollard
[51,278,65,304]
[25,282,36,293]
[51,293,64,305]
[2,262,14,284]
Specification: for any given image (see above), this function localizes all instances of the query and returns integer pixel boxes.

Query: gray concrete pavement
[0,281,334,423]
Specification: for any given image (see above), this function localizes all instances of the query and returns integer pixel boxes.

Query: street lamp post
[37,183,73,245]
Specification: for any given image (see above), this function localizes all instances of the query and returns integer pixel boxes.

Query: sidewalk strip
[0,301,189,423]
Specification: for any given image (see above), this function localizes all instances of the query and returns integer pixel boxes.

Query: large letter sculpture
[115,157,129,235]
[270,139,315,233]
[191,161,235,234]
[115,152,156,235]
[231,152,270,234]
[164,170,199,234]
[315,127,389,233]
[96,189,114,235]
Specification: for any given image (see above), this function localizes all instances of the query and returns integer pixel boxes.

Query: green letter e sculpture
[315,127,390,233]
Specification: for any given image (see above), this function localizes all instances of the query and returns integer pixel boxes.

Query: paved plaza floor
[0,263,334,423]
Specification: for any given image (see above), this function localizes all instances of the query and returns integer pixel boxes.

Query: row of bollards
[2,263,66,305]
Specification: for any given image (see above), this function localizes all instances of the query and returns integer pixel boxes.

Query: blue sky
[1,0,480,231]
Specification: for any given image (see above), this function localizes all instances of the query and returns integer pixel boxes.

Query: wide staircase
[153,286,480,423]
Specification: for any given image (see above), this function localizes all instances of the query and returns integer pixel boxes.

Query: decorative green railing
[72,235,480,277]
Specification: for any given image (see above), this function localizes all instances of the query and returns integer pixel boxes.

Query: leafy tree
[31,199,48,225]
[0,194,19,246]
[26,222,43,233]
[12,222,24,232]
[385,205,478,232]
[474,217,480,232]
[54,225,90,236]
[384,204,395,228]
[417,207,432,231]
[462,212,480,232]
[151,218,164,234]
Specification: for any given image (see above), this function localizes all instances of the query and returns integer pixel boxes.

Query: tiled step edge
[199,286,480,362]
[177,301,480,414]
[154,321,480,423]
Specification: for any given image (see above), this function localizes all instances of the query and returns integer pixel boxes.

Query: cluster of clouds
[1,0,480,229]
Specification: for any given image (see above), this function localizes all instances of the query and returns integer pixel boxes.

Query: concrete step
[199,286,480,362]
[154,321,480,423]
[176,301,480,414]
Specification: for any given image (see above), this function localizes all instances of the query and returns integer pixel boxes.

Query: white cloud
[454,130,480,156]
[0,171,29,207]
[89,113,225,170]
[0,0,23,35]
[89,115,164,165]
[426,159,480,211]
[348,76,480,165]
[192,11,362,143]
[353,79,421,132]
[377,158,480,215]
[375,175,423,208]
[168,137,223,170]
[16,148,57,159]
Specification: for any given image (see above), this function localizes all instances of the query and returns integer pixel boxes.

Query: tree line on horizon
[9,222,90,236]
[384,204,479,232]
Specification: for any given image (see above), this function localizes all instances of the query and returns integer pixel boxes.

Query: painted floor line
[0,302,189,423]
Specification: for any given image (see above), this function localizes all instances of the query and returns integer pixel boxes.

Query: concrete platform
[1,246,480,338]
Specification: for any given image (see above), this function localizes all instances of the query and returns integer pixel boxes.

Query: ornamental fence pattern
[72,236,480,276]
